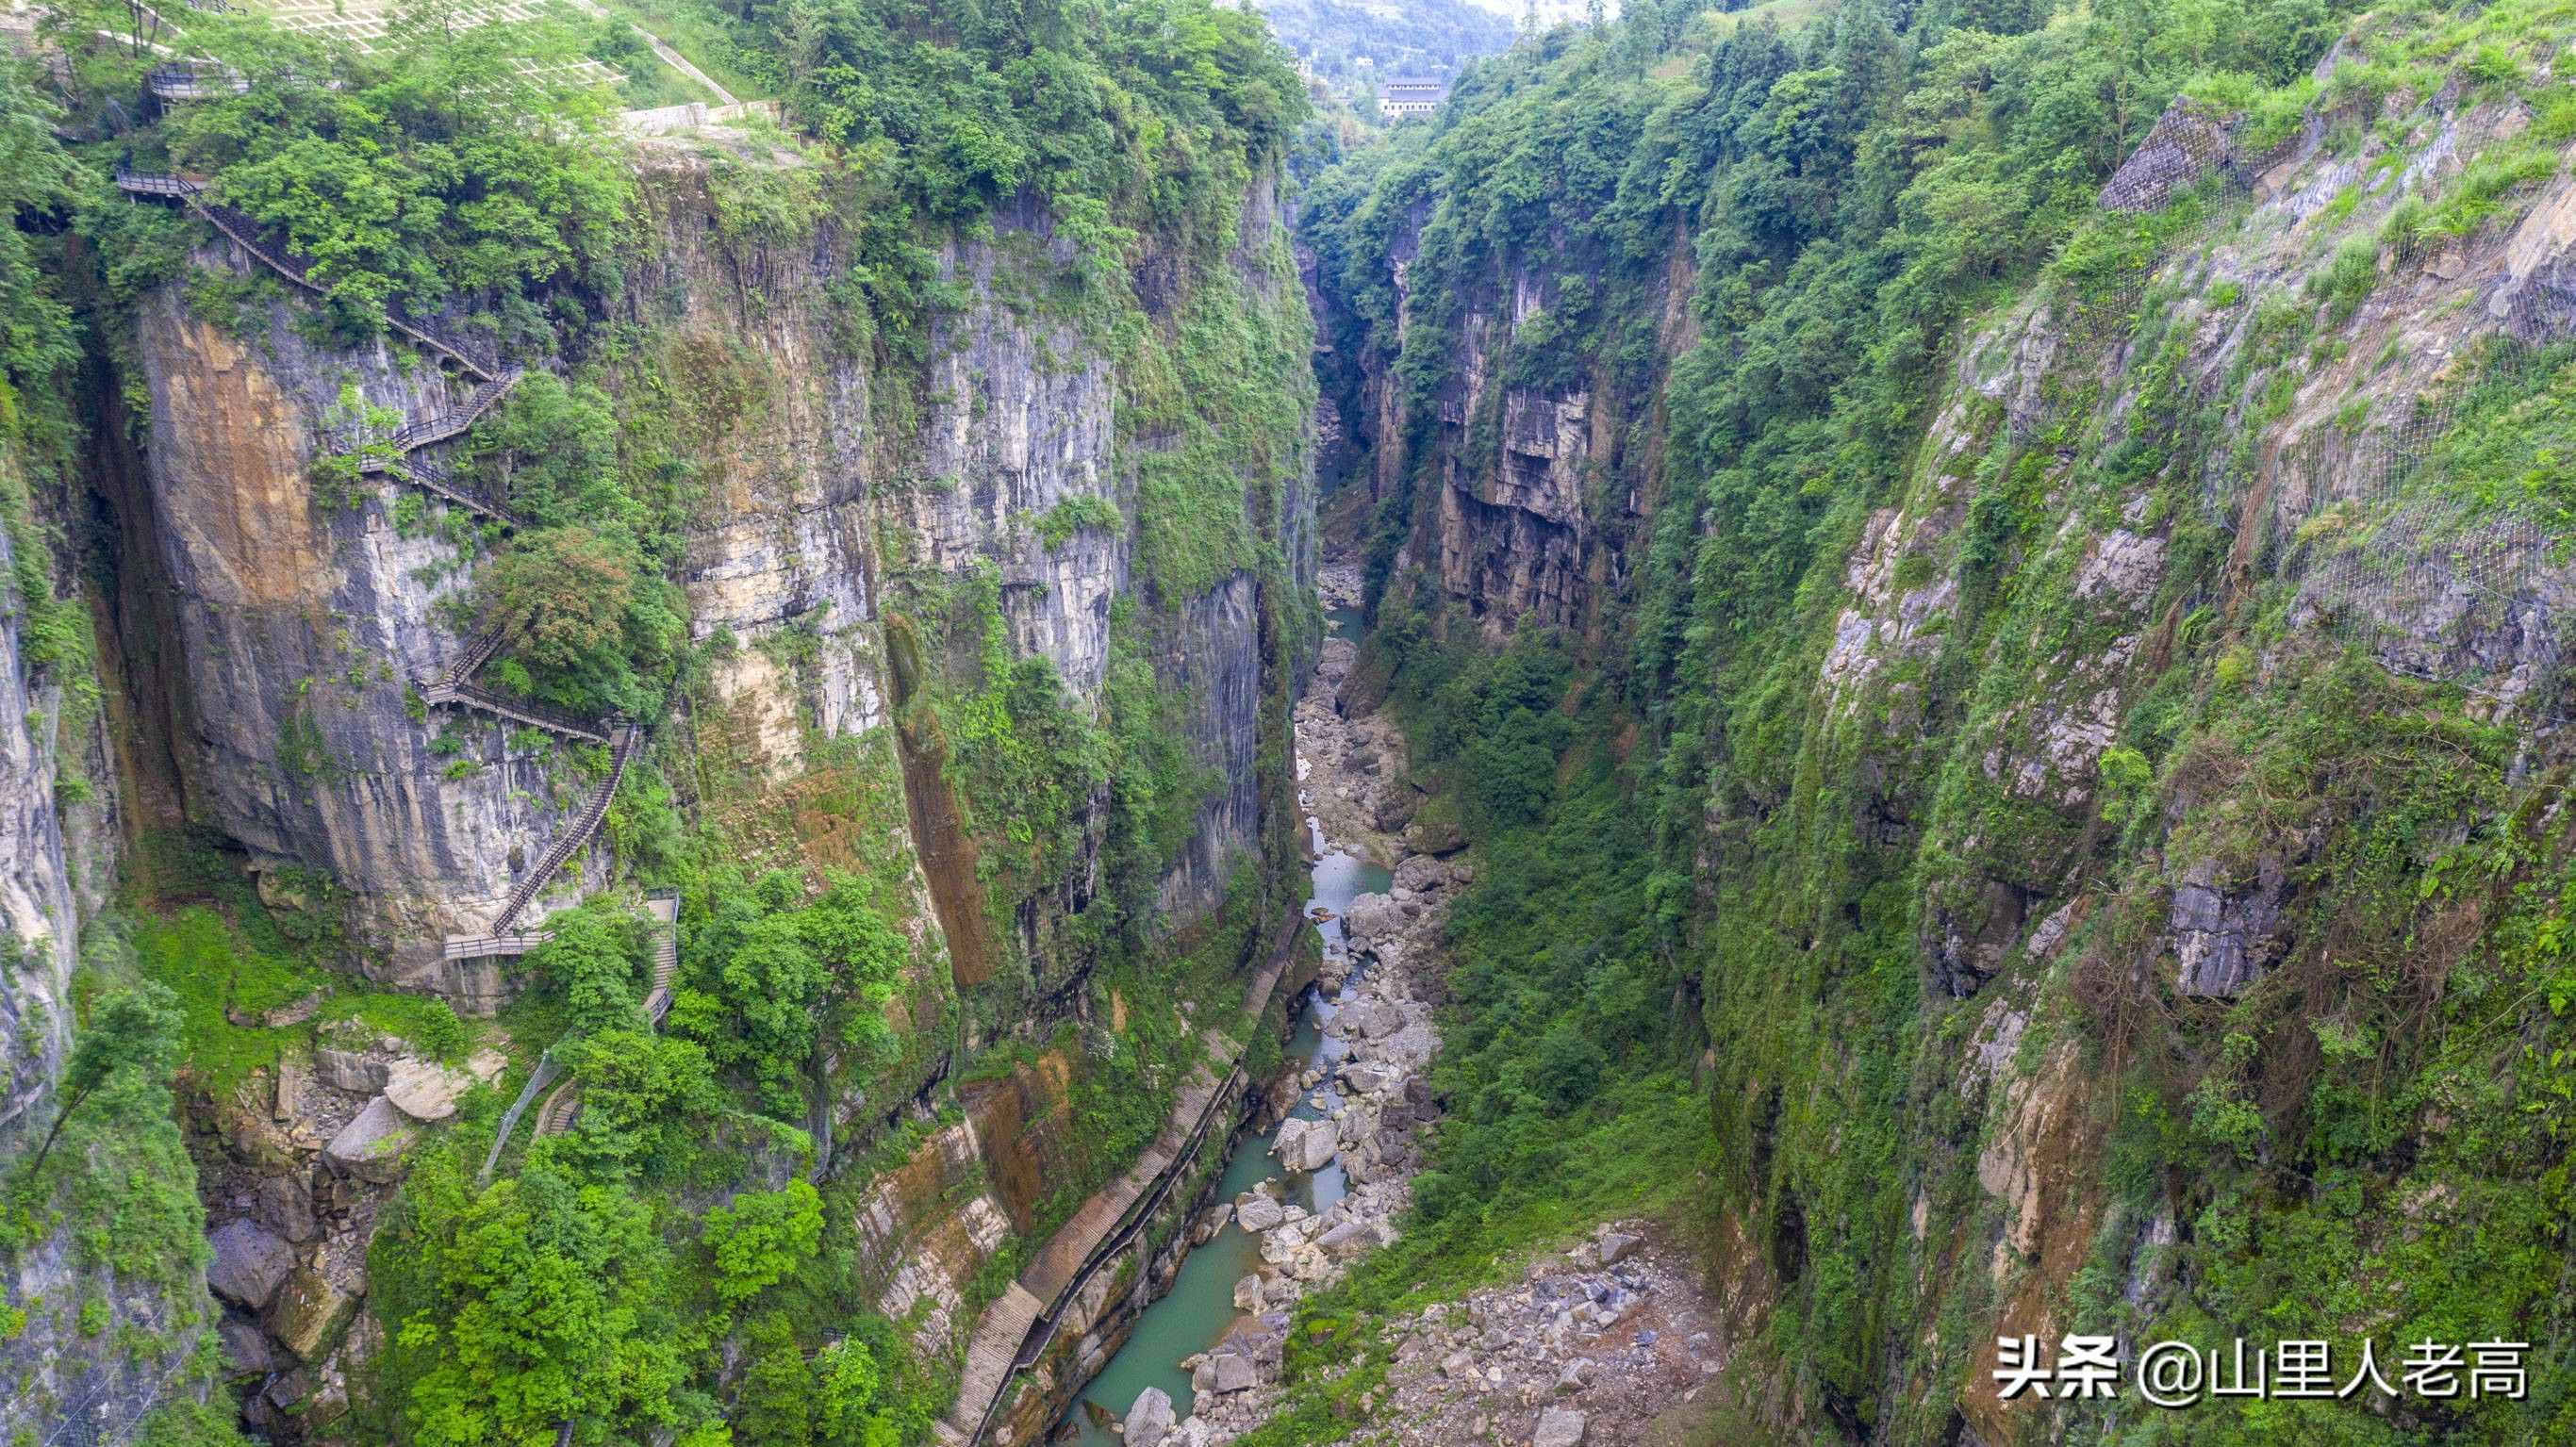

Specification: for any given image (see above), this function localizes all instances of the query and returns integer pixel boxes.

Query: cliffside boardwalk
[353,367,532,526]
[939,938,1296,1447]
[111,168,504,381]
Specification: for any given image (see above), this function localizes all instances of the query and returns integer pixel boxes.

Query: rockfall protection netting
[2007,98,2576,721]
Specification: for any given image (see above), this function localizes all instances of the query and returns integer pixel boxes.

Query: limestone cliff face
[0,434,216,1447]
[0,507,89,1143]
[125,146,1313,1021]
[1326,209,1686,646]
[130,293,602,1011]
[109,132,1313,1434]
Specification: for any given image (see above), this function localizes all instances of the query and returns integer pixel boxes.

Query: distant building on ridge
[1378,77,1445,121]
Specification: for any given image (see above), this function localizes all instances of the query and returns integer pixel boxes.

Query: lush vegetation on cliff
[6,0,1317,1443]
[1299,0,2576,1440]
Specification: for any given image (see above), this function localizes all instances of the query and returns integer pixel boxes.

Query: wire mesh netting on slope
[2001,96,2576,721]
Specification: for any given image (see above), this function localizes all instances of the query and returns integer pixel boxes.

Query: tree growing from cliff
[702,1179,822,1307]
[22,982,182,1180]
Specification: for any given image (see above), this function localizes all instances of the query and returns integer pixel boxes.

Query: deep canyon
[7,0,2576,1445]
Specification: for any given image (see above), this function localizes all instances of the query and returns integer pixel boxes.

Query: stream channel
[1061,603,1389,1442]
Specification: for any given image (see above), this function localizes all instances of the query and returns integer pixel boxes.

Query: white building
[1378,78,1445,121]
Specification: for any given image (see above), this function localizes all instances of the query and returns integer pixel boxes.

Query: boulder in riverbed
[323,1096,420,1183]
[206,1219,295,1309]
[1125,1387,1177,1447]
[1192,1352,1258,1394]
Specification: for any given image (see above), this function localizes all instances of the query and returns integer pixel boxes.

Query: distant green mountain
[1257,0,1517,85]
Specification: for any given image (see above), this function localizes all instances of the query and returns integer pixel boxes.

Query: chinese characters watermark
[1994,1336,2528,1407]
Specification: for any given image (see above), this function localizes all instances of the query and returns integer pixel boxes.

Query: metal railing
[490,723,638,932]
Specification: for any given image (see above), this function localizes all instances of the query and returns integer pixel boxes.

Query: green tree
[401,1165,685,1446]
[735,1312,816,1447]
[25,983,182,1178]
[524,904,644,1034]
[702,1180,823,1307]
[548,1028,723,1179]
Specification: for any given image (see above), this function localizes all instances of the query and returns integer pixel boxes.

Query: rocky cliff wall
[1311,36,2576,1445]
[124,140,1312,1023]
[1325,206,1684,649]
[0,425,225,1447]
[97,121,1315,1437]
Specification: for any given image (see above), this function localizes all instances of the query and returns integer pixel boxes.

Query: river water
[1062,604,1388,1441]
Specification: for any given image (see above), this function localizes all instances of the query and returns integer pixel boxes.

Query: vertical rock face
[125,154,1312,1019]
[0,512,84,1142]
[130,291,606,1004]
[1329,213,1677,648]
[0,438,215,1447]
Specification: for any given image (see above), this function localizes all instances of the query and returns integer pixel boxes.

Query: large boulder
[1534,1407,1588,1447]
[265,1265,360,1363]
[1352,1001,1402,1040]
[1192,1352,1258,1394]
[206,1219,296,1309]
[1343,893,1404,947]
[384,1059,470,1122]
[1236,1194,1285,1233]
[324,1095,421,1183]
[1123,1387,1177,1447]
[1273,1119,1336,1174]
[1317,1220,1374,1258]
[217,1317,276,1376]
[252,1174,317,1243]
[1404,813,1466,856]
[1233,1273,1266,1311]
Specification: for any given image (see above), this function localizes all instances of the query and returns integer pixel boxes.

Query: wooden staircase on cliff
[114,169,504,381]
[353,367,530,525]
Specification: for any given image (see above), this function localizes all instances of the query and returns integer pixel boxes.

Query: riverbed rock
[265,1265,358,1363]
[1236,1194,1284,1233]
[218,1317,276,1376]
[206,1219,295,1309]
[1342,1062,1395,1095]
[1125,1387,1177,1447]
[1274,1118,1336,1174]
[1194,1352,1258,1394]
[1318,1220,1374,1258]
[1534,1406,1588,1447]
[1404,814,1467,855]
[1352,1001,1402,1040]
[1233,1273,1266,1311]
[1195,1204,1233,1244]
[1344,892,1404,946]
[323,1095,420,1183]
[252,1174,318,1243]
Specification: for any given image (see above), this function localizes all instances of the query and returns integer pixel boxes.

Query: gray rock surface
[1534,1406,1588,1447]
[206,1219,296,1309]
[323,1096,421,1184]
[1125,1386,1178,1447]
